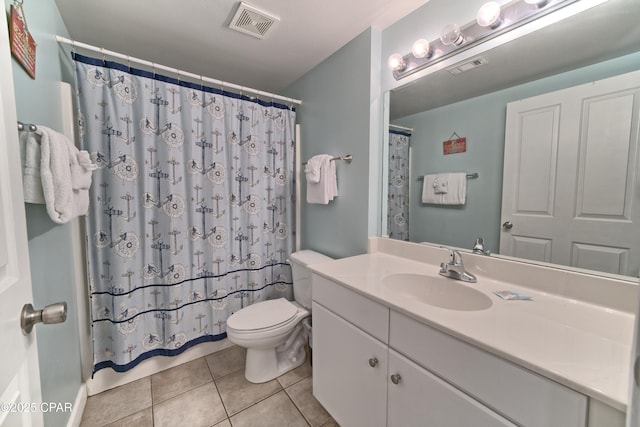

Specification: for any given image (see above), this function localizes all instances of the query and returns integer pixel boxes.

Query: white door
[501,70,640,276]
[0,7,43,427]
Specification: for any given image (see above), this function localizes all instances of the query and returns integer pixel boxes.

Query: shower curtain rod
[55,35,302,106]
[389,124,413,132]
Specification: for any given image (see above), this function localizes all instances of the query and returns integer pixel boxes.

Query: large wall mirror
[384,0,640,280]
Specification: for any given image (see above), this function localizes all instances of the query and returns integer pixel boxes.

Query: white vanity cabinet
[312,273,589,427]
[313,303,388,427]
[387,349,516,427]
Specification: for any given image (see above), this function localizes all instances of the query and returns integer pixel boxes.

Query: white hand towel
[21,130,46,204]
[39,126,94,223]
[422,173,466,205]
[71,150,97,190]
[306,154,338,204]
[304,155,324,183]
[433,177,448,194]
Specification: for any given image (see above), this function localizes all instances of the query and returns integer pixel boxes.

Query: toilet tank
[289,250,333,309]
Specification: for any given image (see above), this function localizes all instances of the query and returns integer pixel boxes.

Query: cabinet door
[388,349,516,427]
[312,302,388,427]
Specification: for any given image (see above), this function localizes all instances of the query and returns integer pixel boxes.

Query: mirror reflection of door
[501,69,640,277]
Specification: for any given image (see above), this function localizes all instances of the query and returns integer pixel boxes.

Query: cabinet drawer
[312,274,389,343]
[390,310,587,427]
[388,349,516,427]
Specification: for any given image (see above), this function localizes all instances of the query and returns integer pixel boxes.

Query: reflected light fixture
[440,23,466,46]
[525,0,550,6]
[388,0,609,80]
[477,2,503,28]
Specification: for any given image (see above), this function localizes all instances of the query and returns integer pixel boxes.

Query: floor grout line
[84,348,328,427]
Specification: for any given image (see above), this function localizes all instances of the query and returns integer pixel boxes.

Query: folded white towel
[304,155,324,183]
[306,154,338,204]
[38,126,95,223]
[433,177,448,194]
[422,173,466,205]
[22,130,46,204]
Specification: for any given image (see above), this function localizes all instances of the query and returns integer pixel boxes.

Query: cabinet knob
[368,357,378,367]
[390,374,401,385]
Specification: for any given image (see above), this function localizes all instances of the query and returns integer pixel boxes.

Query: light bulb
[411,39,432,59]
[387,53,406,71]
[440,24,465,46]
[477,2,502,28]
[524,0,549,6]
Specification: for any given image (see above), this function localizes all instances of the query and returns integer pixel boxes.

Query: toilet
[226,250,333,383]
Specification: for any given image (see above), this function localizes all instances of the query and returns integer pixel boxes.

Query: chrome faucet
[439,249,477,283]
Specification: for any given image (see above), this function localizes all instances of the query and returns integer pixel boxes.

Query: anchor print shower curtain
[73,53,296,373]
[388,129,411,241]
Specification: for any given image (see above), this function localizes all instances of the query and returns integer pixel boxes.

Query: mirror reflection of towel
[422,173,466,205]
[433,177,448,194]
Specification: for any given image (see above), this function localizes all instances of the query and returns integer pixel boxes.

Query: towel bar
[418,172,478,180]
[303,154,352,166]
[17,121,38,132]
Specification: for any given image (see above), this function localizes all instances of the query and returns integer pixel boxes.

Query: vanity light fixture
[412,39,432,59]
[387,53,407,72]
[388,0,608,80]
[440,23,466,46]
[525,0,550,6]
[477,2,503,28]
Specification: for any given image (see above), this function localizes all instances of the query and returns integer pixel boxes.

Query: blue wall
[4,2,83,426]
[283,28,381,258]
[393,51,640,253]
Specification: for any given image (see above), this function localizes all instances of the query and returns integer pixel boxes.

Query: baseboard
[66,383,86,427]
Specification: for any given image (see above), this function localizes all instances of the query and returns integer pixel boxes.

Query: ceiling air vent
[447,57,489,75]
[228,2,280,40]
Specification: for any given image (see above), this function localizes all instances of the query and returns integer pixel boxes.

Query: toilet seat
[227,298,299,333]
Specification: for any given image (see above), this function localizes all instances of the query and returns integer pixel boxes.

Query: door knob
[21,302,67,335]
[502,221,513,230]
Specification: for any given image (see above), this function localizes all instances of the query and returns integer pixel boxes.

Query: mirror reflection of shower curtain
[73,53,296,373]
[388,129,411,241]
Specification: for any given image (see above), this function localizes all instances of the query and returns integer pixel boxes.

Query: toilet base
[244,324,307,383]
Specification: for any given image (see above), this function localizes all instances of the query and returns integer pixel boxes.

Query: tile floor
[80,345,338,427]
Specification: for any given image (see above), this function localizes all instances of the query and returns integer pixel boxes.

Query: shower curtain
[388,129,411,241]
[73,53,296,373]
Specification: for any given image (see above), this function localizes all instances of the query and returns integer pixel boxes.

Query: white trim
[66,384,86,427]
[55,36,301,106]
[295,124,301,252]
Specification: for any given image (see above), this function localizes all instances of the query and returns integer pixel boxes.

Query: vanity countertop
[308,251,634,411]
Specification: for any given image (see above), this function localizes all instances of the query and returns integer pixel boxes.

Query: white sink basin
[382,273,492,311]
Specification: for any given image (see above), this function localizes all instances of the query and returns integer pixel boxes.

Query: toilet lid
[227,298,297,331]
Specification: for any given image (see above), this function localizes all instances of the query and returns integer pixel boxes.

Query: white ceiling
[54,0,430,94]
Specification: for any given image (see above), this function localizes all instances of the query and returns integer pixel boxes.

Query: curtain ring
[127,55,131,72]
[100,47,106,65]
[176,68,180,85]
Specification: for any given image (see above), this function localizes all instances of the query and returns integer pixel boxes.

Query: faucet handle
[449,249,463,265]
